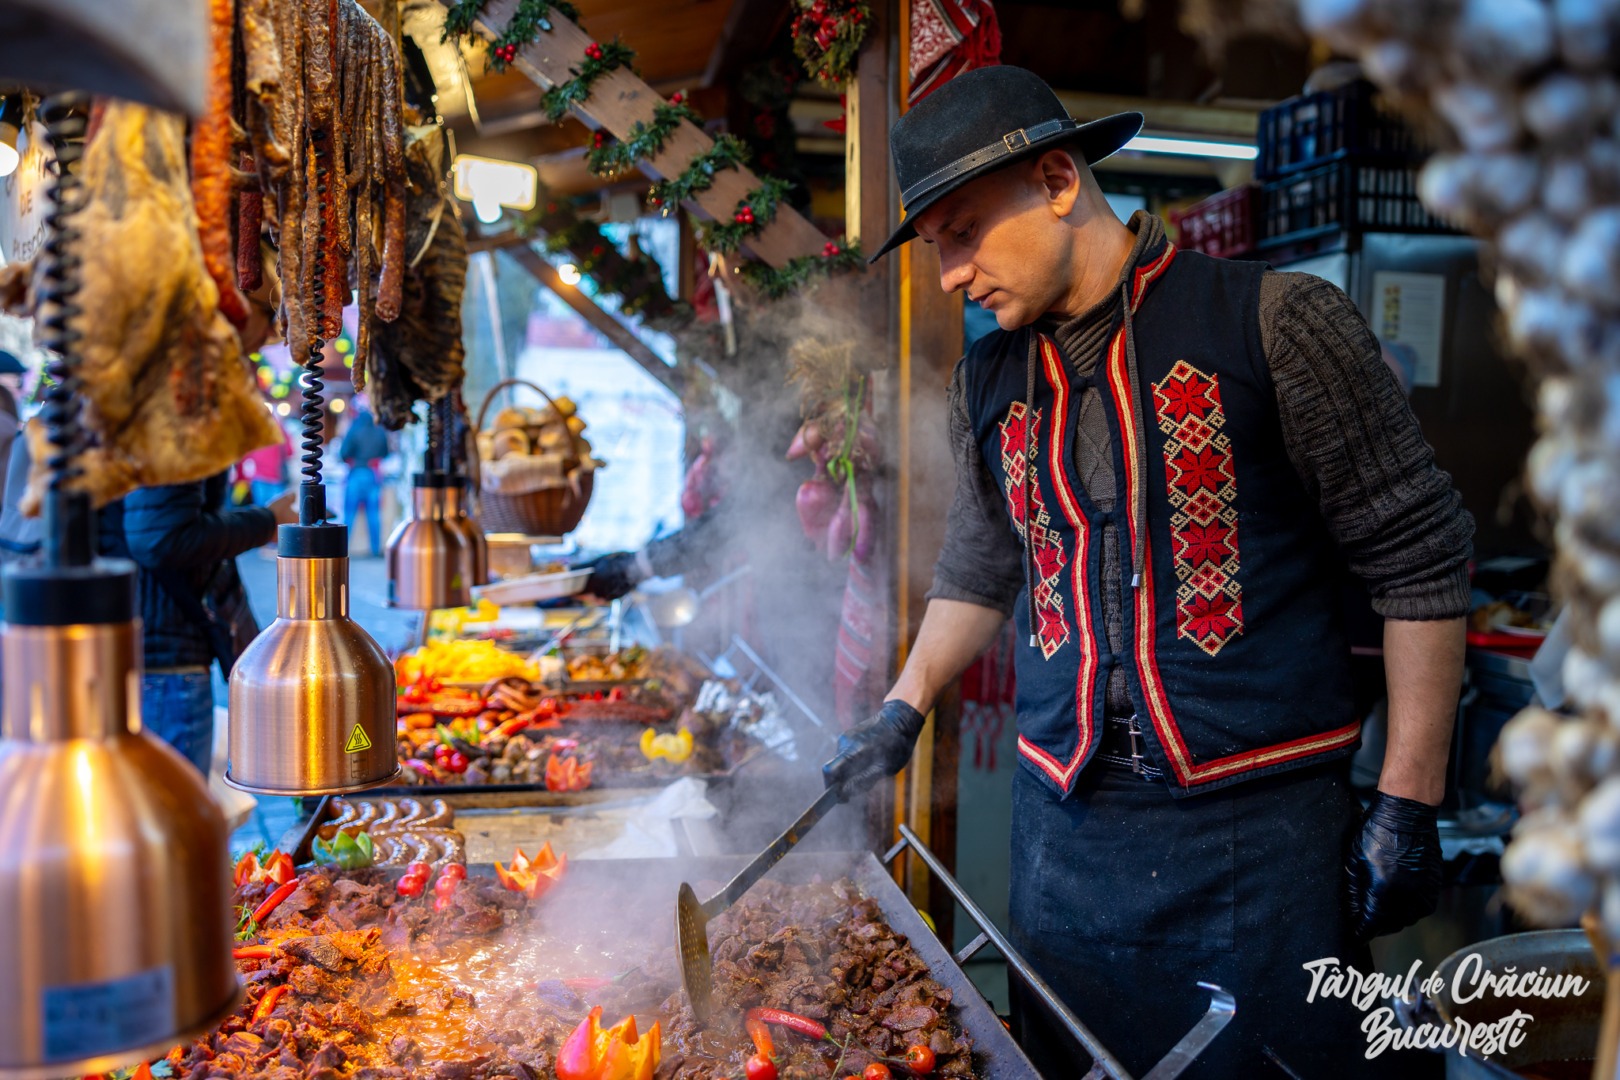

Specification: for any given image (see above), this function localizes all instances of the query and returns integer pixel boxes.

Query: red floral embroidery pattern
[999,402,1069,659]
[1153,360,1243,656]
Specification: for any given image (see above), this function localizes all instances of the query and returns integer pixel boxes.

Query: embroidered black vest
[963,243,1359,797]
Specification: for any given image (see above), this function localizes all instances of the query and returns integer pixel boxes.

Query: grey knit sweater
[929,213,1474,717]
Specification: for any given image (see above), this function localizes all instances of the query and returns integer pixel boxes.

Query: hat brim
[868,111,1144,264]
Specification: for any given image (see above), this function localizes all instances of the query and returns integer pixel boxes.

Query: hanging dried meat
[20,102,281,512]
[361,124,468,430]
[238,0,410,377]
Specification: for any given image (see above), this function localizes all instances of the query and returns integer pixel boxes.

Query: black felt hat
[870,66,1142,262]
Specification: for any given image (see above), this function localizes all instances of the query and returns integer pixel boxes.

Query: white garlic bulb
[1502,820,1598,925]
[1436,81,1522,152]
[1498,706,1564,788]
[1529,432,1576,506]
[1580,776,1620,871]
[1554,0,1619,71]
[1561,209,1620,311]
[1453,0,1557,79]
[1522,73,1608,144]
[1543,158,1597,222]
[1499,213,1570,283]
[1297,0,1379,52]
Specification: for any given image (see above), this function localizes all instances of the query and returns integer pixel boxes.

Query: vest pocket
[1011,767,1235,952]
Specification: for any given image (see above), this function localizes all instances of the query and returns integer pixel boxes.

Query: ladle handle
[703,785,842,918]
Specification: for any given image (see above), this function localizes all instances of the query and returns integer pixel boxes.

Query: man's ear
[1034,149,1083,218]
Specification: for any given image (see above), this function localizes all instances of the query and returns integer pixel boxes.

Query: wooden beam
[700,0,791,89]
[470,0,825,269]
[506,244,686,397]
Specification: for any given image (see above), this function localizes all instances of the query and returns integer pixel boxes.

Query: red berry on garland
[649,195,663,207]
[585,41,603,60]
[823,241,841,257]
[670,92,685,105]
[592,245,604,256]
[815,23,836,49]
[852,10,863,21]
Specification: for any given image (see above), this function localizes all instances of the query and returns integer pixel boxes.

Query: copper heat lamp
[0,94,239,1077]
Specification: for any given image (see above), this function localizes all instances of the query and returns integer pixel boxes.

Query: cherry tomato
[433,892,455,912]
[433,873,461,897]
[406,861,432,879]
[744,1054,778,1080]
[446,751,469,774]
[395,874,425,898]
[904,1045,936,1073]
[440,863,467,883]
[864,1066,893,1080]
[607,685,627,702]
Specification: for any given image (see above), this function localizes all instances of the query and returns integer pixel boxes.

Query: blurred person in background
[239,417,294,506]
[122,473,297,773]
[340,400,389,557]
[0,349,26,512]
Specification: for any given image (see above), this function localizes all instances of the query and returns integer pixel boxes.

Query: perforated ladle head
[675,882,714,1020]
[673,786,843,1020]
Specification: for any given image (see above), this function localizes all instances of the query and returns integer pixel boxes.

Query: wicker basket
[475,378,595,537]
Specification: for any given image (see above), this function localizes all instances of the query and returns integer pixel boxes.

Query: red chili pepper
[250,879,299,926]
[251,984,289,1024]
[745,1016,774,1058]
[232,945,277,960]
[746,1007,829,1042]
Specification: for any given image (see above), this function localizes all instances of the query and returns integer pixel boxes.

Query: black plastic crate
[1259,158,1455,248]
[1256,80,1428,180]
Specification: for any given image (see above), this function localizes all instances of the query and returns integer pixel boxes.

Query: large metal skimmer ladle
[677,785,842,1019]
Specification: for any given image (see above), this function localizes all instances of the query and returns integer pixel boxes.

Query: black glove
[821,700,927,801]
[583,551,646,601]
[1345,791,1442,941]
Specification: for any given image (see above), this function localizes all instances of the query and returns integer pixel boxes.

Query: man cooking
[822,66,1471,1078]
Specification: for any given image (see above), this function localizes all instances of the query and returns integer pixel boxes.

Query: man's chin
[995,305,1033,331]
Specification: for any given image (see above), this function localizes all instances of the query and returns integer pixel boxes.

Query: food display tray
[273,834,1046,1080]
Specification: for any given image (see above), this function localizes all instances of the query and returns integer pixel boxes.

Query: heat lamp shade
[0,620,239,1077]
[226,555,398,795]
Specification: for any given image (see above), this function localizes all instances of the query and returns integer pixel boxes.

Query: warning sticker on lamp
[344,723,373,754]
[42,964,174,1061]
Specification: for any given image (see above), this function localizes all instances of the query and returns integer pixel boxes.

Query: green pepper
[312,829,376,870]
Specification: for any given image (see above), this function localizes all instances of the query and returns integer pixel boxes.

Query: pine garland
[514,196,690,323]
[646,134,751,210]
[739,240,864,299]
[790,0,871,88]
[690,176,795,254]
[540,39,637,120]
[441,0,579,67]
[586,95,700,178]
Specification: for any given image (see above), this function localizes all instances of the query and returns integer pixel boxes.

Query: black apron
[1006,759,1440,1079]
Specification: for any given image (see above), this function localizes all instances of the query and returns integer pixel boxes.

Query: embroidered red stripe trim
[1016,336,1098,787]
[1110,243,1360,785]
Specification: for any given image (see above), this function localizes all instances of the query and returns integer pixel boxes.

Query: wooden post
[845,0,900,863]
[469,0,824,268]
[888,0,965,920]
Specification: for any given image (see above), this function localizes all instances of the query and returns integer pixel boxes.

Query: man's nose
[939,257,973,294]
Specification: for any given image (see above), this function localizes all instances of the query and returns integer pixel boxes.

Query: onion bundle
[1278,0,1620,936]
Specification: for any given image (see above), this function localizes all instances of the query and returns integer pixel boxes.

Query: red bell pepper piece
[233,852,260,888]
[250,878,299,926]
[262,850,296,886]
[495,842,567,899]
[545,752,594,793]
[132,1064,155,1080]
[251,984,289,1024]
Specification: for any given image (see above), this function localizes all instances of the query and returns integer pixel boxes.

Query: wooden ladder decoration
[469,0,829,269]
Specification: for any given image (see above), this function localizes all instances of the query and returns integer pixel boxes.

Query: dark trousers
[1007,760,1439,1080]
